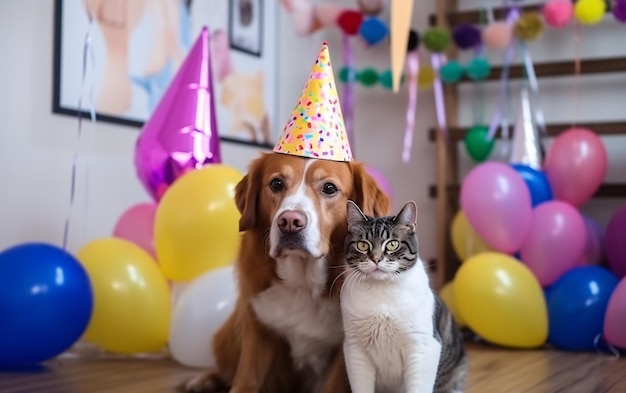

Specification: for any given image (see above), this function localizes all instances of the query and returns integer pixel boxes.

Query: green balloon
[464,125,495,162]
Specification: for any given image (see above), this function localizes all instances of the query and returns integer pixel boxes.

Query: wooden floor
[1,343,625,393]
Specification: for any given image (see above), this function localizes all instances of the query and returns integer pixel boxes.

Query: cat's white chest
[341,262,440,392]
[251,256,343,382]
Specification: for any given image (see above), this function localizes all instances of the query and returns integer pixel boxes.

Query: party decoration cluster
[440,109,626,352]
[0,27,244,367]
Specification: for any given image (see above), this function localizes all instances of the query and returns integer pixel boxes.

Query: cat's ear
[347,200,368,227]
[394,201,417,232]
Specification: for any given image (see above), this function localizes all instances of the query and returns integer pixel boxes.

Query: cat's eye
[356,240,370,253]
[322,182,338,195]
[385,240,400,252]
[269,178,284,192]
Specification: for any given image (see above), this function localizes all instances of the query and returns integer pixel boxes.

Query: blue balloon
[0,243,93,367]
[546,266,619,352]
[511,164,553,207]
[359,17,389,45]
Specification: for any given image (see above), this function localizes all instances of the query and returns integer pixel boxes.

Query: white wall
[0,0,439,258]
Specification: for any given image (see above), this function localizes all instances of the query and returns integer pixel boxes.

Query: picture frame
[52,0,279,149]
[228,0,263,57]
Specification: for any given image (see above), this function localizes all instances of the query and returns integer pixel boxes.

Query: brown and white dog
[184,152,391,393]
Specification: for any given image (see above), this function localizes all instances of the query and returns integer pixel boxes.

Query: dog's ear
[235,157,263,232]
[350,162,392,217]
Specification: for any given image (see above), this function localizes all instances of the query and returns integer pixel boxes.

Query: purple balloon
[577,214,605,267]
[520,201,586,287]
[135,27,222,201]
[605,204,626,278]
[460,162,532,254]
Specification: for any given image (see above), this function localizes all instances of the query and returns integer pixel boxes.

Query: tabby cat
[340,200,467,393]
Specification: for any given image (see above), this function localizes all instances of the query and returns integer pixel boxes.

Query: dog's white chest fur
[251,255,343,377]
[341,261,441,392]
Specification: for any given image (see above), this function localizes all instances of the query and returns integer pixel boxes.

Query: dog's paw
[181,372,228,393]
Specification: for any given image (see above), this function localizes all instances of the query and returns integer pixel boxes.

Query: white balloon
[169,265,237,368]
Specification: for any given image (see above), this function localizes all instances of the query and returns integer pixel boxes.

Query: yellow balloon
[77,238,171,354]
[450,210,494,262]
[155,164,243,282]
[439,282,466,328]
[454,252,548,348]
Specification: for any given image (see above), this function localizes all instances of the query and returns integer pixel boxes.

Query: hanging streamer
[486,6,520,142]
[63,15,96,250]
[431,53,447,141]
[402,50,420,163]
[341,33,356,155]
[572,20,581,128]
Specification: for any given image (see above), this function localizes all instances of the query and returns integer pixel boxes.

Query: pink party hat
[134,27,222,201]
[273,43,353,162]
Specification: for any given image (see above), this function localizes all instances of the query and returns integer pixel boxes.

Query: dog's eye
[356,240,370,253]
[322,182,338,195]
[385,240,400,252]
[270,178,284,192]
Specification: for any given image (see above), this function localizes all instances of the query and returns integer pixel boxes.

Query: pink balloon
[576,214,604,267]
[545,128,607,208]
[604,276,626,349]
[113,203,158,258]
[520,201,586,287]
[460,162,532,253]
[365,165,393,201]
[135,28,222,202]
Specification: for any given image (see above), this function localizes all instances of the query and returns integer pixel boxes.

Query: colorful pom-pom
[423,27,451,53]
[440,60,465,84]
[418,66,436,90]
[359,17,389,45]
[542,0,574,28]
[337,10,364,35]
[407,29,420,51]
[574,0,606,25]
[379,69,394,90]
[482,22,513,50]
[338,67,355,83]
[514,12,544,41]
[613,0,626,23]
[466,57,491,81]
[358,68,379,87]
[452,24,482,50]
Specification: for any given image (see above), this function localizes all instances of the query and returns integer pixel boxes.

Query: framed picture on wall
[228,0,263,57]
[52,0,280,148]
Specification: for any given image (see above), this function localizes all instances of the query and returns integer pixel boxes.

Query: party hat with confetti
[273,43,353,162]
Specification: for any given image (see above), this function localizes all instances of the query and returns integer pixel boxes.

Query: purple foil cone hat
[134,27,222,201]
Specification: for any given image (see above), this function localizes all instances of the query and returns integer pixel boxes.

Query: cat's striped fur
[340,200,467,393]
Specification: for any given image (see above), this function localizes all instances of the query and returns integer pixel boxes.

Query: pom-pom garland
[542,0,574,28]
[440,57,492,84]
[514,12,545,41]
[423,27,452,53]
[440,60,465,83]
[407,29,420,51]
[338,66,436,90]
[359,17,389,45]
[614,0,626,23]
[466,57,491,81]
[574,0,606,25]
[452,24,483,50]
[337,10,363,35]
[482,22,514,50]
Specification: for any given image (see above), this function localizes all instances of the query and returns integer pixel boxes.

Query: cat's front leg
[404,339,441,393]
[343,341,376,393]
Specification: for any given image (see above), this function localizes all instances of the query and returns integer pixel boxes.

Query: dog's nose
[277,210,307,233]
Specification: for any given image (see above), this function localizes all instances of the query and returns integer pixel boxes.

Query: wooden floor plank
[1,343,625,392]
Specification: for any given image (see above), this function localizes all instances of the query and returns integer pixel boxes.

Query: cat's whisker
[329,267,353,300]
